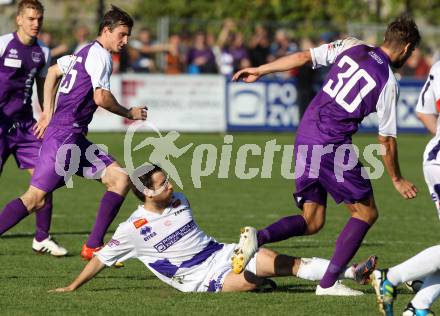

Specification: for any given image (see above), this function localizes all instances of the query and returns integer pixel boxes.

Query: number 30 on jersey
[323,55,376,113]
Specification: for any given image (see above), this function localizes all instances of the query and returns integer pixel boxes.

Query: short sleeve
[376,70,398,138]
[85,45,112,91]
[57,55,77,74]
[37,42,51,78]
[310,37,365,69]
[416,63,440,115]
[95,224,136,266]
[0,33,13,58]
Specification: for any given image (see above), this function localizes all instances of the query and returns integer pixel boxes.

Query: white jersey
[96,192,225,292]
[416,61,440,165]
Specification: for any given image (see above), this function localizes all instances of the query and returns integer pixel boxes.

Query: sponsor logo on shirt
[8,48,18,58]
[174,209,185,216]
[140,226,157,241]
[133,218,148,229]
[327,40,343,50]
[31,51,42,63]
[154,220,196,252]
[4,58,21,68]
[107,239,120,247]
[368,51,383,64]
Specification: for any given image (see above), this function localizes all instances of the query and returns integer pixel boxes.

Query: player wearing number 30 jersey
[232,15,420,295]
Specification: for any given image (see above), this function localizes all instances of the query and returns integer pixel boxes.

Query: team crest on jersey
[133,218,148,229]
[8,48,18,58]
[140,226,157,241]
[31,52,42,63]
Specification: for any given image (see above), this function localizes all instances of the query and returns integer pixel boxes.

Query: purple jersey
[50,41,112,132]
[297,37,398,145]
[0,32,50,122]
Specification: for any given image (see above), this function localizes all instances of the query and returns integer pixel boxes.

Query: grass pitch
[0,132,437,315]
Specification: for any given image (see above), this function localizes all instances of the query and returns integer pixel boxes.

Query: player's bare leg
[81,162,129,260]
[317,196,377,294]
[232,202,326,274]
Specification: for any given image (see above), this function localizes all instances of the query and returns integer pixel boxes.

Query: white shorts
[423,163,440,219]
[196,243,258,293]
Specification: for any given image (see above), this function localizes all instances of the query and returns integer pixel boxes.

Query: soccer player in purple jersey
[231,15,420,295]
[0,0,67,256]
[0,5,147,260]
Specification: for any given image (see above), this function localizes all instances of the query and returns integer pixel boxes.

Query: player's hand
[232,67,262,83]
[48,286,74,293]
[392,178,418,199]
[128,106,148,121]
[33,112,52,139]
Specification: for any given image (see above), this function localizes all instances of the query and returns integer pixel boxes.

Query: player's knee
[304,216,325,234]
[357,208,378,225]
[103,170,130,194]
[21,192,45,212]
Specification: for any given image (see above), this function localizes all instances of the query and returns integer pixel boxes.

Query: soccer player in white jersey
[50,165,377,295]
[369,61,440,316]
[417,61,440,219]
[370,246,440,316]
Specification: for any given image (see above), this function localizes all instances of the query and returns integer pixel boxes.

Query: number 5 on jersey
[59,56,82,94]
[323,55,376,113]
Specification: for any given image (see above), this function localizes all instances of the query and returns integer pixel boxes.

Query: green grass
[0,132,437,315]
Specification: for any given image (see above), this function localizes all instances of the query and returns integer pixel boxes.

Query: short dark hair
[130,165,164,202]
[98,5,134,36]
[384,15,421,49]
[17,0,44,15]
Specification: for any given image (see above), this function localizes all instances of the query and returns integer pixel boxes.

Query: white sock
[411,271,440,310]
[297,257,352,281]
[387,245,440,286]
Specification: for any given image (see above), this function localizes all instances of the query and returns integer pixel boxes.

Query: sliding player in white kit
[370,61,440,316]
[51,165,376,294]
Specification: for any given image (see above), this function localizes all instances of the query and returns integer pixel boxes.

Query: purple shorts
[293,143,373,209]
[0,120,41,173]
[31,126,115,193]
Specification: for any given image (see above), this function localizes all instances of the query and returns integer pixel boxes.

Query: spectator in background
[400,47,431,79]
[187,32,217,74]
[248,24,270,67]
[297,37,318,119]
[229,32,251,73]
[268,29,299,78]
[166,34,185,74]
[38,31,68,65]
[129,27,170,73]
[69,25,90,54]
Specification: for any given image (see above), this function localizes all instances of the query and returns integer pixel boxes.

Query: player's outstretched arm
[94,88,148,120]
[49,257,106,293]
[232,50,312,83]
[416,112,438,135]
[378,135,417,199]
[33,64,63,138]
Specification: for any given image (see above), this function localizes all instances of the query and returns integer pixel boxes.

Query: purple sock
[86,191,125,248]
[319,217,371,288]
[0,198,30,235]
[35,197,52,242]
[257,215,307,246]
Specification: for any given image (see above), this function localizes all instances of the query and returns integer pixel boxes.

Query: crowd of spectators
[38,20,435,80]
